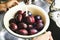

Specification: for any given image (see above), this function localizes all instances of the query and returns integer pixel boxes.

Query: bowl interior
[4,4,50,38]
[28,7,46,25]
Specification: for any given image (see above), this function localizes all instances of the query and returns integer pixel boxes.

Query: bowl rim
[4,4,50,38]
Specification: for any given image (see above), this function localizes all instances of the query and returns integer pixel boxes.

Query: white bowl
[4,4,50,38]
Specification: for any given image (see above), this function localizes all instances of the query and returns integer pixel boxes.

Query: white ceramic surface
[4,4,50,38]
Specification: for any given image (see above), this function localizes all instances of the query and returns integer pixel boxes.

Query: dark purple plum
[29,29,38,35]
[27,16,35,24]
[18,23,27,29]
[22,11,26,17]
[9,23,18,31]
[37,20,43,23]
[19,29,28,35]
[17,10,25,15]
[36,23,44,30]
[28,11,32,16]
[35,15,41,21]
[28,25,33,28]
[15,14,22,22]
[9,18,16,24]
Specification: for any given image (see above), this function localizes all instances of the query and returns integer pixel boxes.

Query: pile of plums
[9,10,44,35]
